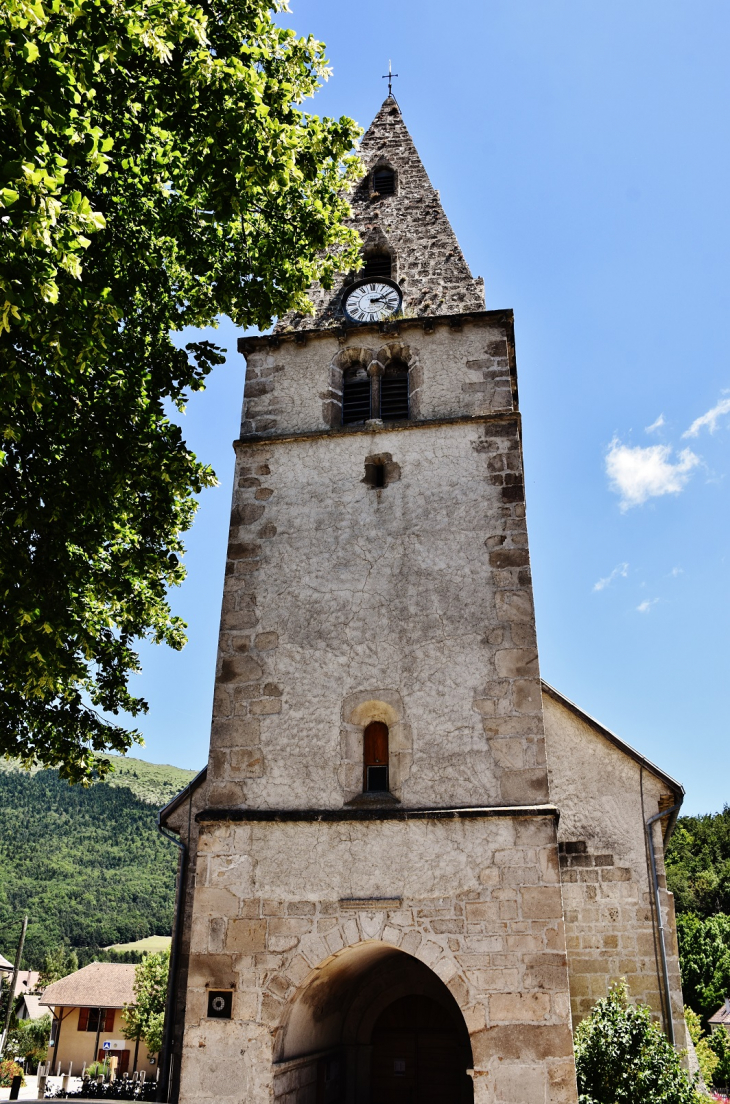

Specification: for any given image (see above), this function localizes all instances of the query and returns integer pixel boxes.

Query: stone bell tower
[174,97,579,1104]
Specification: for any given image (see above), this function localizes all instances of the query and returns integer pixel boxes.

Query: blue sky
[125,1,729,816]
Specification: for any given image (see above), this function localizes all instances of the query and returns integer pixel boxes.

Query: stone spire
[275,96,485,332]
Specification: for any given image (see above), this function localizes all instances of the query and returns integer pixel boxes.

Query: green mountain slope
[0,758,199,969]
[0,754,197,807]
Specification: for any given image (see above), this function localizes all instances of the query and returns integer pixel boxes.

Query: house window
[380,360,409,421]
[372,167,396,196]
[78,1008,115,1032]
[363,721,389,792]
[342,365,371,425]
[361,253,392,279]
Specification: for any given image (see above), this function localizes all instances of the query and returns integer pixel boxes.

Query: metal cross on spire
[382,60,399,97]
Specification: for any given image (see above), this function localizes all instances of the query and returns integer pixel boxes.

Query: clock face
[343,278,402,323]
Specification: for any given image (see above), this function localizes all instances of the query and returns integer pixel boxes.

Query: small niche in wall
[363,453,401,490]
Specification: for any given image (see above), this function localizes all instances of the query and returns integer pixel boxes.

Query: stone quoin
[159,96,687,1104]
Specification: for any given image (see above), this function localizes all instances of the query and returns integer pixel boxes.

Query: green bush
[0,1060,25,1088]
[574,981,700,1104]
[685,1006,720,1090]
[6,1014,52,1074]
[708,1027,730,1088]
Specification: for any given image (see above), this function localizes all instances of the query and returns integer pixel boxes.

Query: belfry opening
[273,943,474,1104]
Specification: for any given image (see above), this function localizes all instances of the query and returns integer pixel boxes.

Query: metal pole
[93,1007,103,1069]
[646,803,682,1045]
[0,915,28,1057]
[156,812,188,1103]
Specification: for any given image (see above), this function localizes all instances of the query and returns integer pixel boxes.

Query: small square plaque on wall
[207,990,233,1019]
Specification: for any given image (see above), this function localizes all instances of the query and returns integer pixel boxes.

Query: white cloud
[682,394,730,438]
[637,598,659,613]
[593,562,629,591]
[669,566,683,578]
[605,438,700,510]
[645,414,665,433]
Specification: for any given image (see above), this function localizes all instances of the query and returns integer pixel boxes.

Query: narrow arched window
[380,359,409,421]
[342,365,371,425]
[361,253,392,279]
[372,167,396,196]
[363,721,389,792]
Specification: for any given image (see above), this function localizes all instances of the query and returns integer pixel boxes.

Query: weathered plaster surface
[241,318,513,439]
[543,691,686,1041]
[179,816,577,1104]
[209,417,545,811]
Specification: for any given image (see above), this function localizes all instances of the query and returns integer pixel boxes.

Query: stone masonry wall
[542,691,686,1042]
[240,316,515,440]
[276,97,485,334]
[178,815,578,1104]
[208,414,546,812]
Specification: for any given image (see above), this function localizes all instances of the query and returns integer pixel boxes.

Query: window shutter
[372,168,396,196]
[342,370,371,425]
[78,1008,89,1032]
[104,1009,115,1032]
[380,362,409,421]
[361,254,392,279]
[363,721,389,792]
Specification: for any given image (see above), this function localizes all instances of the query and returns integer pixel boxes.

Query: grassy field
[108,935,172,954]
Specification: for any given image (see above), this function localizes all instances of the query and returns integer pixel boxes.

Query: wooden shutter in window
[363,721,389,792]
[380,361,409,421]
[104,1009,115,1031]
[342,369,371,425]
[372,168,396,196]
[78,1008,89,1032]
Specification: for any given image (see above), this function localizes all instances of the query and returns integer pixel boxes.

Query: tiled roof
[709,1002,730,1026]
[40,963,136,1009]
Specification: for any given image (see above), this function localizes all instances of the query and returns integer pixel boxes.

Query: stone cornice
[237,308,514,354]
[196,803,559,824]
[233,410,522,450]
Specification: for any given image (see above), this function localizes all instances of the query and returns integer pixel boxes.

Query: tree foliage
[685,1006,720,1090]
[666,809,730,918]
[38,945,79,987]
[708,1026,730,1088]
[6,1015,52,1073]
[573,981,699,1104]
[676,913,730,1023]
[123,950,169,1055]
[0,0,362,783]
[0,769,178,966]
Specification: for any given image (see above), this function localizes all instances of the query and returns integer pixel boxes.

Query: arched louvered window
[372,167,396,196]
[361,253,392,279]
[380,359,409,421]
[342,364,371,425]
[363,721,389,792]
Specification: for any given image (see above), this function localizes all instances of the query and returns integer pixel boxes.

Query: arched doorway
[371,995,468,1103]
[274,942,473,1104]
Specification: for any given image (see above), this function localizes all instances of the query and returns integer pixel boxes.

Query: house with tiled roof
[40,963,158,1077]
[709,999,730,1034]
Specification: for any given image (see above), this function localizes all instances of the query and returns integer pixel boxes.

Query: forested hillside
[665,806,730,1022]
[0,759,198,969]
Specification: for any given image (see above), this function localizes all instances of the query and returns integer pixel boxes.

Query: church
[158,97,687,1104]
